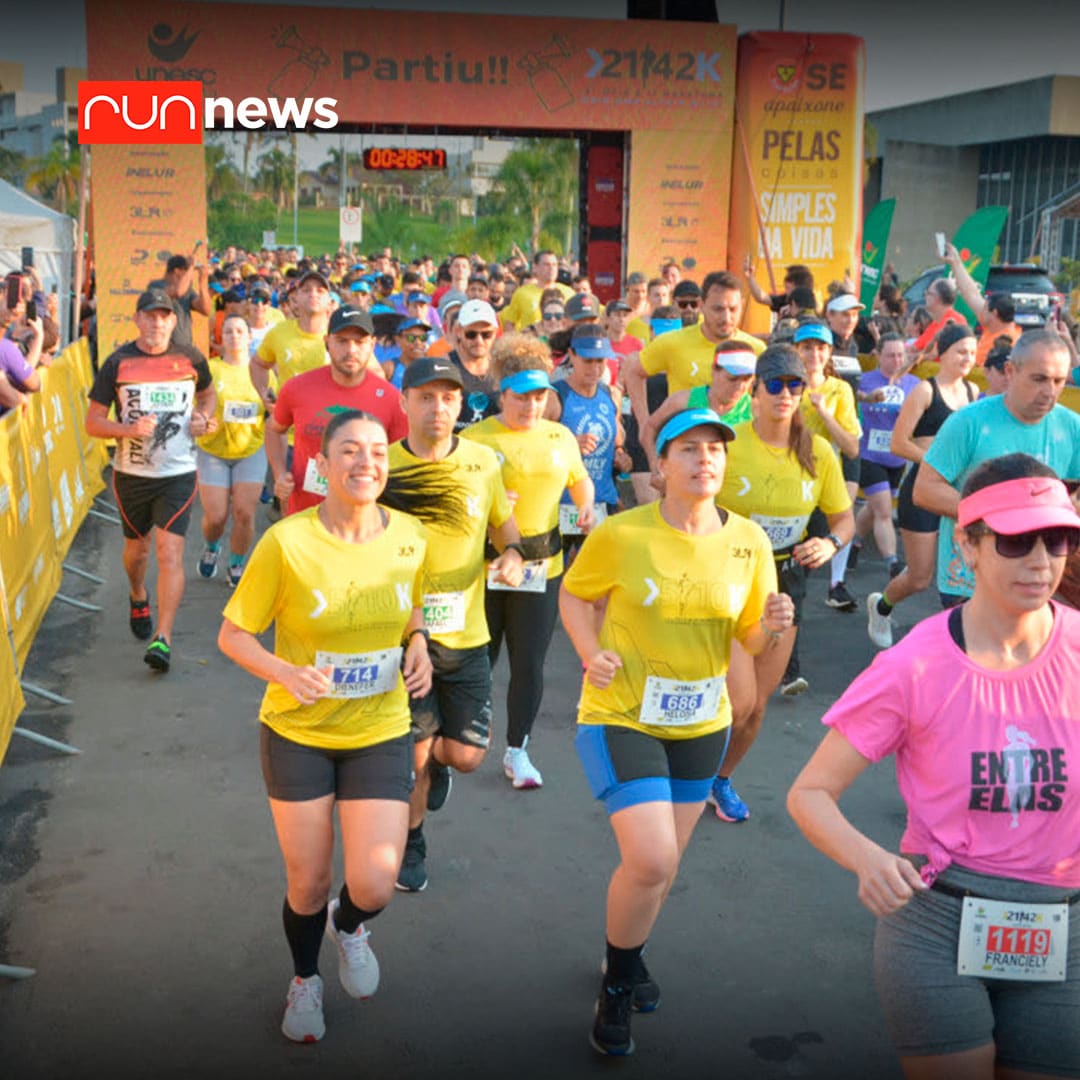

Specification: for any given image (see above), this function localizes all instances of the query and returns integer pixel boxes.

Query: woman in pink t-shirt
[789,453,1080,1080]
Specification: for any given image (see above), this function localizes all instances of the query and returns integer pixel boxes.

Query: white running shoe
[325,899,380,999]
[503,742,543,789]
[867,592,894,649]
[281,974,325,1043]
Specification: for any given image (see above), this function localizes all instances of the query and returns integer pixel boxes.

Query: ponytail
[789,407,817,479]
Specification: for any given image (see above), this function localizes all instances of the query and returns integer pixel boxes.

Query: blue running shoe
[709,776,749,823]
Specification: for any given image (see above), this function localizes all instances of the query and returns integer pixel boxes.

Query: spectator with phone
[148,246,212,349]
[0,287,44,416]
[942,241,1022,366]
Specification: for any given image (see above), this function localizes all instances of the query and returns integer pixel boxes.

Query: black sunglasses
[463,329,496,341]
[762,377,804,395]
[676,299,700,308]
[970,525,1079,559]
[249,296,268,304]
[542,310,565,320]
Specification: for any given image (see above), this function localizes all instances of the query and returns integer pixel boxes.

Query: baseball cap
[673,280,702,299]
[406,292,430,305]
[297,268,331,289]
[437,289,468,320]
[825,293,864,314]
[566,293,601,321]
[605,299,632,315]
[136,288,174,313]
[755,345,807,382]
[457,299,498,328]
[401,357,464,391]
[655,408,736,456]
[793,321,834,346]
[713,345,757,376]
[958,476,1080,535]
[397,318,431,334]
[349,279,371,294]
[248,281,271,300]
[569,324,615,358]
[327,306,374,335]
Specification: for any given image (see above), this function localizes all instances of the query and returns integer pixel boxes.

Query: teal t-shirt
[924,395,1080,597]
[688,385,753,426]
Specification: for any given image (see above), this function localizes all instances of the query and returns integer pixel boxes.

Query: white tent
[0,179,76,344]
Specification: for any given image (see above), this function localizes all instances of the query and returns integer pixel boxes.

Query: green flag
[951,206,1008,324]
[859,199,895,310]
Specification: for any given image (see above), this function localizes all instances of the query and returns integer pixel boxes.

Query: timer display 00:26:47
[362,147,447,171]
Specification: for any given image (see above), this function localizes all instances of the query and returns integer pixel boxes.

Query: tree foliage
[208,192,277,252]
[26,134,79,214]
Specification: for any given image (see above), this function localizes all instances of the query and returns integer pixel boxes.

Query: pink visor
[957,476,1080,535]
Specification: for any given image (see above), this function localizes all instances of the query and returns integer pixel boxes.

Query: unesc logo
[78,80,339,145]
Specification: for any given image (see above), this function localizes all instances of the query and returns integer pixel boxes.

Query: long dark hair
[320,409,469,533]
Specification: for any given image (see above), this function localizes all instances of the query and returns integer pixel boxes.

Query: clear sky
[9,0,1080,112]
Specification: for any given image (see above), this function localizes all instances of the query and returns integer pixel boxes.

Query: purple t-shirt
[857,369,920,468]
[824,604,1080,888]
[0,337,34,413]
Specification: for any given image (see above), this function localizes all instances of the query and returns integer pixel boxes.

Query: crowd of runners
[77,240,1080,1075]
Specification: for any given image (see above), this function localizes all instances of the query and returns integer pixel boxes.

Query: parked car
[902,264,1064,327]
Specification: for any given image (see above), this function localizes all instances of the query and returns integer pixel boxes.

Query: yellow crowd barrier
[0,338,103,764]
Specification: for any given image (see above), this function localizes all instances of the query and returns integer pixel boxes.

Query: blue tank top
[556,381,619,505]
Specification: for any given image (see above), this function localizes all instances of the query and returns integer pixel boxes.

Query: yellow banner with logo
[0,575,25,766]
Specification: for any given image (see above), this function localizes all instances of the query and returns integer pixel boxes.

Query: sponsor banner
[626,128,734,281]
[86,2,736,132]
[951,206,1009,324]
[0,575,25,767]
[91,143,208,358]
[728,32,866,336]
[859,198,895,311]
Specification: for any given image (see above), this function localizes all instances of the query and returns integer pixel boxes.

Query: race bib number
[315,647,402,700]
[750,513,809,551]
[956,897,1068,982]
[639,675,725,727]
[137,382,187,413]
[422,591,466,635]
[487,559,547,593]
[559,502,607,536]
[868,428,893,455]
[302,456,328,497]
[223,400,261,424]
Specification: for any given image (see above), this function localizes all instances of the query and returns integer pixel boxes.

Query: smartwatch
[404,627,431,647]
[826,533,844,552]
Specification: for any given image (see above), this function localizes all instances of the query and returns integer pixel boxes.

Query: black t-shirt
[449,350,500,432]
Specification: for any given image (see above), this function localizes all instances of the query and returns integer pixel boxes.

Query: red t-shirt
[608,334,643,384]
[272,365,408,514]
[914,307,965,353]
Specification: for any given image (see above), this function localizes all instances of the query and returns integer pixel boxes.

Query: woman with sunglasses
[866,323,978,648]
[560,406,792,1057]
[463,334,595,789]
[789,453,1080,1080]
[528,288,568,341]
[245,281,282,359]
[218,409,463,1045]
[709,345,853,822]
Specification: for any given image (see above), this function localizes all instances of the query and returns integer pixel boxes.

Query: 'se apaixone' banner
[728,32,866,335]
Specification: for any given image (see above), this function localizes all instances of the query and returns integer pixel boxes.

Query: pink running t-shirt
[823,603,1080,888]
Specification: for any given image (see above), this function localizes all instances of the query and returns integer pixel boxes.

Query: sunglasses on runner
[249,296,268,304]
[676,299,700,309]
[463,329,496,341]
[762,377,805,395]
[401,332,429,344]
[970,525,1080,559]
[542,309,565,320]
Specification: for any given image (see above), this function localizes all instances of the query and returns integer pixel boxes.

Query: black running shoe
[847,542,861,570]
[629,962,660,1013]
[426,760,453,812]
[144,635,171,673]
[129,595,153,640]
[591,981,635,1056]
[826,583,857,611]
[395,828,428,893]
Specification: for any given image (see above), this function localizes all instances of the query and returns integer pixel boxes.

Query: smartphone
[25,299,36,321]
[5,273,21,309]
[21,246,33,269]
[935,232,946,259]
[1065,480,1080,495]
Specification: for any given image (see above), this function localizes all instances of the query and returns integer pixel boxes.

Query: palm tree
[486,138,578,253]
[205,140,241,202]
[26,135,80,214]
[255,146,295,211]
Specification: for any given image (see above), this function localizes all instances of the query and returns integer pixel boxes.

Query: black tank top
[911,377,974,439]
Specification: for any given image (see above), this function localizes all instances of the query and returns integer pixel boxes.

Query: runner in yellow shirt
[560,406,793,1057]
[218,408,461,1045]
[462,333,594,788]
[388,357,526,892]
[195,314,266,587]
[499,250,574,331]
[712,345,854,822]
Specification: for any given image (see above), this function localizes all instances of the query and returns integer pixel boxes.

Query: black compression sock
[282,898,327,978]
[604,941,645,984]
[876,595,893,616]
[334,883,384,935]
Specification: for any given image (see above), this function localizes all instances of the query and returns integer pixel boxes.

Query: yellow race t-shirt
[640,324,764,394]
[563,502,775,739]
[197,358,265,460]
[799,375,861,447]
[389,437,513,649]
[500,282,575,331]
[222,506,427,750]
[718,422,851,555]
[255,319,328,387]
[462,416,587,580]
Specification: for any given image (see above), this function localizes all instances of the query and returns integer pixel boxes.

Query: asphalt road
[0,494,940,1080]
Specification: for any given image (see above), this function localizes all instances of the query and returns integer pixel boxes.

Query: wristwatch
[826,533,844,552]
[404,627,430,647]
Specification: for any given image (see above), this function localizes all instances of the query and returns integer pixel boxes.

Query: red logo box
[78,81,203,145]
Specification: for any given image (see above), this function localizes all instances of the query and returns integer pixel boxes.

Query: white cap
[826,293,864,314]
[457,299,498,328]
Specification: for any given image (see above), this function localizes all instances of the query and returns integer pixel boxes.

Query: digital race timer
[362,147,448,171]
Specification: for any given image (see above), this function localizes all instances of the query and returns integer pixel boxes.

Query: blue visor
[350,280,371,293]
[500,369,553,395]
[571,334,615,359]
[793,322,834,346]
[651,318,682,337]
[655,408,736,455]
